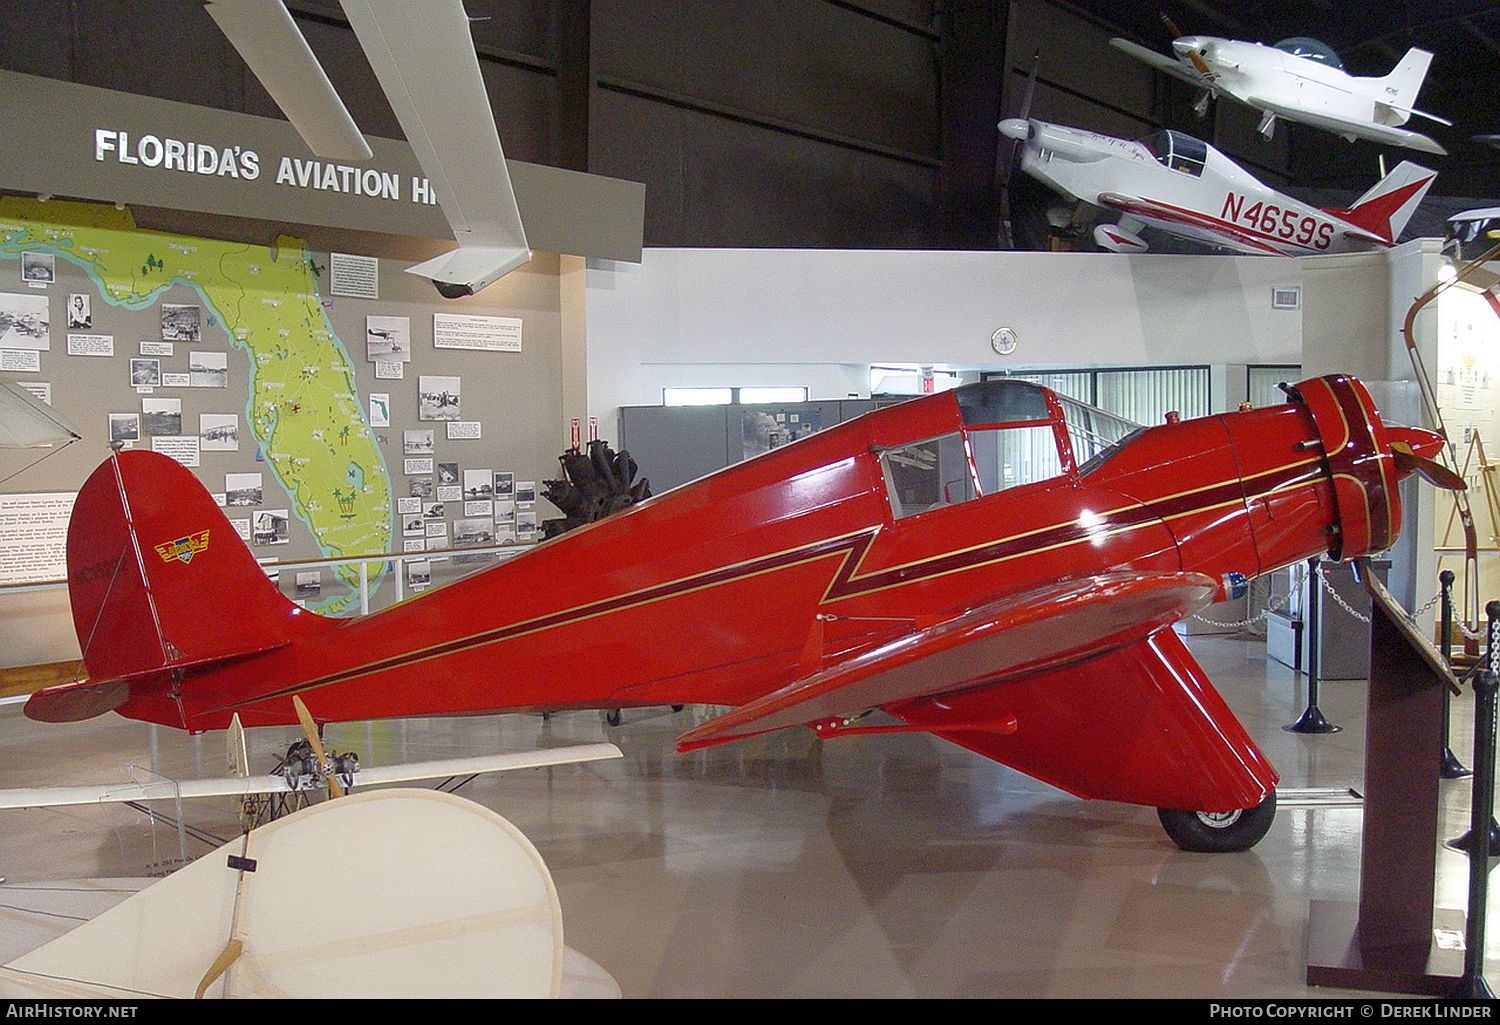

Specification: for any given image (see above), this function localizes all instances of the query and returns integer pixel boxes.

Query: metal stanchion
[1450,601,1500,999]
[1439,570,1473,779]
[1286,557,1340,734]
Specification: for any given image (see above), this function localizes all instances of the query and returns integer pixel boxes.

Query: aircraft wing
[0,743,621,810]
[1109,38,1208,88]
[203,0,371,161]
[1094,192,1285,255]
[676,571,1218,752]
[340,0,532,293]
[1248,97,1448,155]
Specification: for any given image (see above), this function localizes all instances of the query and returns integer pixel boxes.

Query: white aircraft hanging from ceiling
[1108,17,1452,155]
[203,0,531,298]
[998,113,1437,256]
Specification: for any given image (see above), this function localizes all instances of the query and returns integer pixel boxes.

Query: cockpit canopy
[1139,130,1207,178]
[1272,37,1344,70]
[879,380,1141,519]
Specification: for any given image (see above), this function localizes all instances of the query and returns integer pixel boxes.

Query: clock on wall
[991,327,1018,356]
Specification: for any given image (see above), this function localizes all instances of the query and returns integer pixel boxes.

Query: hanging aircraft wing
[1246,97,1448,155]
[1094,193,1287,254]
[1108,38,1209,87]
[207,0,531,297]
[202,0,372,161]
[0,743,621,809]
[340,0,532,296]
[675,570,1218,751]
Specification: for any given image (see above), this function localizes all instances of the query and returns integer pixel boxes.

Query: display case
[1265,559,1389,681]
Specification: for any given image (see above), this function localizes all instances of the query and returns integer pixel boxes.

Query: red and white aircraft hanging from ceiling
[999,114,1436,256]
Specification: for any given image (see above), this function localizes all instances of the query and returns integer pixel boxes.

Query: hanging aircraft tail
[26,450,321,724]
[1373,48,1437,127]
[1325,161,1437,246]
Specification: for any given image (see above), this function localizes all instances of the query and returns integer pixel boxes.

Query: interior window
[969,425,1065,495]
[880,432,976,519]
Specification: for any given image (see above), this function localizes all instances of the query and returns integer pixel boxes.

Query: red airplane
[29,373,1456,853]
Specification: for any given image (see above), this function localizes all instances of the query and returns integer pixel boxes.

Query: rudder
[61,450,305,693]
[1329,161,1436,245]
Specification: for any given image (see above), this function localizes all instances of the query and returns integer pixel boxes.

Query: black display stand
[1439,571,1473,779]
[1306,564,1464,995]
[1286,558,1341,734]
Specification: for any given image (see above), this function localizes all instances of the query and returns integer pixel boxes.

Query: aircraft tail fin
[1373,48,1435,126]
[1325,161,1436,245]
[33,451,315,723]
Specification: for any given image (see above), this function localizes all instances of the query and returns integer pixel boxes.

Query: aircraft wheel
[1157,790,1276,853]
[605,708,621,727]
[671,704,684,712]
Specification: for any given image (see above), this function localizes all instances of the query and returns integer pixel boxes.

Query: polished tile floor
[0,631,1494,999]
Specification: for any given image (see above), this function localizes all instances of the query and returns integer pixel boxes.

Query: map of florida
[0,197,391,612]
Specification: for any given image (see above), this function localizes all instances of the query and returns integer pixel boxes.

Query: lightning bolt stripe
[222,454,1327,709]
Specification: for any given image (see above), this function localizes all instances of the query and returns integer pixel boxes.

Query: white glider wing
[0,742,622,809]
[202,0,371,161]
[340,0,532,295]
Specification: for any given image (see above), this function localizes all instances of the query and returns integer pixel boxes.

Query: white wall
[586,242,1448,614]
[585,247,1312,428]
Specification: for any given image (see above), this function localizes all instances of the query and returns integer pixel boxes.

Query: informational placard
[0,492,76,584]
[374,360,404,380]
[67,333,114,356]
[404,457,433,475]
[140,340,174,356]
[433,313,522,353]
[1,349,40,372]
[330,252,379,299]
[19,381,50,404]
[151,434,201,467]
[446,420,481,440]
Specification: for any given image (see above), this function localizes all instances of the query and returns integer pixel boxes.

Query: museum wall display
[0,196,580,667]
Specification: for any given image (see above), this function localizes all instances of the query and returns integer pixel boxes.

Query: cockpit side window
[880,432,976,519]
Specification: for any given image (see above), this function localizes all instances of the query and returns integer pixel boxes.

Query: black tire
[1157,790,1277,853]
[605,708,621,727]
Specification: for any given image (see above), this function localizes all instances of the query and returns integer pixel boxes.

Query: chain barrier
[1192,562,1454,635]
[1190,564,1307,629]
[1316,567,1371,625]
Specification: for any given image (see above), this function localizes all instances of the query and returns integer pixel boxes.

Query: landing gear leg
[1157,790,1277,853]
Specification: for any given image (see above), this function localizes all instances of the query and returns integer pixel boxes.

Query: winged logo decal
[155,529,210,565]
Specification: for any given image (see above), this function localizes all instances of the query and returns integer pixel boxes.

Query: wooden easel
[1438,431,1500,661]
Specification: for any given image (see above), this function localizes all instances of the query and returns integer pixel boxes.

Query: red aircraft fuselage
[35,373,1441,828]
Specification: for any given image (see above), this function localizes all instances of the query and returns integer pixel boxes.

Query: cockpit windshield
[1139,130,1207,178]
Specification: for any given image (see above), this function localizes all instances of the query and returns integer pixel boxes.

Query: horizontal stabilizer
[676,571,1217,752]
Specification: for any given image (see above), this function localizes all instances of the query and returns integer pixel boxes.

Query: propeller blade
[195,937,243,999]
[1391,441,1468,491]
[1160,13,1212,77]
[1017,50,1039,123]
[292,695,344,799]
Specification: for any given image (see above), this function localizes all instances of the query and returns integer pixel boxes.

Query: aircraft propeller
[292,695,345,800]
[1390,440,1468,492]
[1160,13,1211,78]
